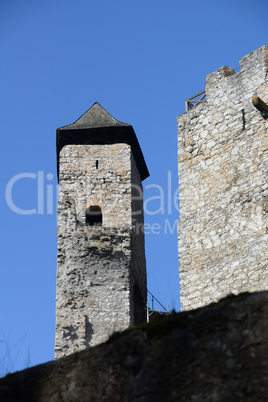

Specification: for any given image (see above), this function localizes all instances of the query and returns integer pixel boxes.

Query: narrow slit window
[242,109,246,130]
[86,206,102,226]
[96,160,99,169]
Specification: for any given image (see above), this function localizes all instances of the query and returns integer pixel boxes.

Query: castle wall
[55,143,146,358]
[2,292,268,402]
[177,46,268,310]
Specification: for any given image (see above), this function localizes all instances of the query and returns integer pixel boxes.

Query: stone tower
[177,46,268,311]
[55,103,149,358]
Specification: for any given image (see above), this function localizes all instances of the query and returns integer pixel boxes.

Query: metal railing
[185,90,206,112]
[147,289,169,323]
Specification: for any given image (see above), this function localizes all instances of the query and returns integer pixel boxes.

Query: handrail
[147,289,169,322]
[185,90,206,112]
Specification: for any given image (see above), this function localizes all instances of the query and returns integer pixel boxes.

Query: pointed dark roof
[57,103,149,181]
[59,102,130,130]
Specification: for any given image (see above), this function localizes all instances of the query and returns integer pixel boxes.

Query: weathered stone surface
[1,291,268,401]
[177,46,268,310]
[56,141,147,358]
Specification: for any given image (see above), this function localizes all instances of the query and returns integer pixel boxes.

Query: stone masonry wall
[130,154,147,324]
[55,143,147,358]
[177,46,268,310]
[58,144,133,227]
[55,214,132,358]
[2,291,268,401]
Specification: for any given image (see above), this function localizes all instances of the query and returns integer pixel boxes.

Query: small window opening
[242,109,246,130]
[86,205,102,226]
[95,160,99,169]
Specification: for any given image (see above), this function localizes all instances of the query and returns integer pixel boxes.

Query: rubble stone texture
[55,105,147,359]
[177,46,268,311]
[1,291,268,401]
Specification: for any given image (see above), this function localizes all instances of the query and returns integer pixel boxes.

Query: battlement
[183,46,268,118]
[205,45,268,109]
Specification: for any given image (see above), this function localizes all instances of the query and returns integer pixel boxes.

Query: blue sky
[0,0,267,375]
